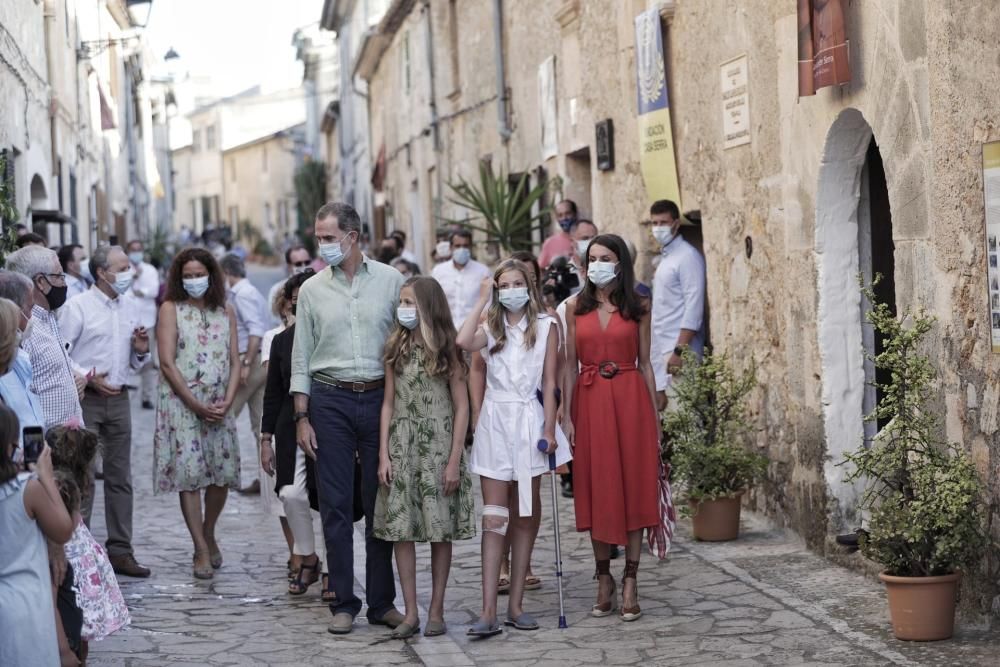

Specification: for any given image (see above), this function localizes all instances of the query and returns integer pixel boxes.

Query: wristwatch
[293,411,310,423]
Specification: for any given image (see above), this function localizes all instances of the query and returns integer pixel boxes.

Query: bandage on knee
[482,504,510,536]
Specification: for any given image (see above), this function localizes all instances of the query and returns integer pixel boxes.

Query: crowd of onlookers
[1,195,706,659]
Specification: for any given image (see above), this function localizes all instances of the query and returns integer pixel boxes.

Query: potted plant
[842,283,987,641]
[443,163,555,254]
[662,349,767,541]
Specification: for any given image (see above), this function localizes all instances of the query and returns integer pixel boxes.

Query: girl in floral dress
[374,277,475,639]
[154,248,242,579]
[48,424,131,661]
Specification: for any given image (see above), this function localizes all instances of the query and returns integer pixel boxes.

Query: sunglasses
[291,260,311,268]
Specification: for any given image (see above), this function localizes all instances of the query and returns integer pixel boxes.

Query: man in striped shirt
[6,245,85,427]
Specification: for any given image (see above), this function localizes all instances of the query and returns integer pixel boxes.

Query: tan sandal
[591,559,616,617]
[620,559,642,621]
[192,551,214,580]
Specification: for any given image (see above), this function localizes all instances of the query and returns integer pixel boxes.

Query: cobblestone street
[83,390,998,666]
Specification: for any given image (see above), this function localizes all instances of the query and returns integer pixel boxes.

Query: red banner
[798,0,851,96]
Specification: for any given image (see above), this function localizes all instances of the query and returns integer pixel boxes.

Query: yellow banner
[638,108,681,205]
[635,9,681,207]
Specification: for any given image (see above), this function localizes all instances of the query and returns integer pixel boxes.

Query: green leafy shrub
[443,163,554,253]
[663,349,767,509]
[843,281,987,577]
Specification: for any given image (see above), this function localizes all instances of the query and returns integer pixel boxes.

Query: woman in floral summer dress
[154,247,241,579]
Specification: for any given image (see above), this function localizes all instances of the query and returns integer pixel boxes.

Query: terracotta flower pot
[689,494,742,541]
[878,572,961,641]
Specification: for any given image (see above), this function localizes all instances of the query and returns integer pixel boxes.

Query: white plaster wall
[814,108,873,527]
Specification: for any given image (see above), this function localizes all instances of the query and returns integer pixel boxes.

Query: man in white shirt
[59,244,152,578]
[58,243,90,301]
[648,200,706,411]
[124,239,160,409]
[431,229,492,327]
[222,253,269,493]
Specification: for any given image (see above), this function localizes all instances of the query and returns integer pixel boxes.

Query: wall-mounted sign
[983,140,1000,351]
[720,55,750,149]
[634,8,680,205]
[797,0,851,96]
[596,119,614,171]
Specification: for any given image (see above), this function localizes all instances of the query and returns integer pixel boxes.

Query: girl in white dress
[457,258,571,637]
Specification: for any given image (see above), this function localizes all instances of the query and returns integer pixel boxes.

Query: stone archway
[814,108,875,530]
[29,174,48,209]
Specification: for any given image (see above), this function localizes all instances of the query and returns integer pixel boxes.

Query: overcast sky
[144,0,323,95]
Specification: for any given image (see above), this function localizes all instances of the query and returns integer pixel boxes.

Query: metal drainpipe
[422,0,440,152]
[42,2,58,194]
[492,0,512,143]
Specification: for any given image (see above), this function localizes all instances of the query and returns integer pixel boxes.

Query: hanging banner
[634,9,680,206]
[797,0,851,96]
[982,141,1000,352]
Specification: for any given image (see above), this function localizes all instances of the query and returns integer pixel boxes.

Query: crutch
[537,439,568,628]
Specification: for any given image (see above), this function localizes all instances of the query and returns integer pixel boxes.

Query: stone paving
[83,389,1000,667]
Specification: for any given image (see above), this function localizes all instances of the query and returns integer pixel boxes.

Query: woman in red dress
[563,233,660,622]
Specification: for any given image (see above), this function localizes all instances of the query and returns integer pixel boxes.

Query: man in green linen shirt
[291,202,404,635]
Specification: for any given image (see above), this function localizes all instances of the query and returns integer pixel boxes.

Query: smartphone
[22,426,44,466]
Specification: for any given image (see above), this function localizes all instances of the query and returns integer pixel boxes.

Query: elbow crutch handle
[537,439,556,470]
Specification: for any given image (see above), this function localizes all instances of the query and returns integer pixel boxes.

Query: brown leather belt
[313,374,385,393]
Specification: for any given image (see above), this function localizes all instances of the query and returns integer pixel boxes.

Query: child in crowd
[374,277,475,639]
[48,423,131,658]
[457,259,571,637]
[0,405,75,667]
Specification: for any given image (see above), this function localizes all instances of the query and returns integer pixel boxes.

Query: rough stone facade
[359,0,1000,613]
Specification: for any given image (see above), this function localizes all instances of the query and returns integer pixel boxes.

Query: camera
[542,256,580,306]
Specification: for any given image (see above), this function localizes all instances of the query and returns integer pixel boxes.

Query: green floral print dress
[374,346,475,542]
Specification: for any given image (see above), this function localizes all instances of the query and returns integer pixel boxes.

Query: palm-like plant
[444,163,554,253]
[0,153,19,268]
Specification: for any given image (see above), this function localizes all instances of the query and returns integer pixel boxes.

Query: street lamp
[126,0,154,29]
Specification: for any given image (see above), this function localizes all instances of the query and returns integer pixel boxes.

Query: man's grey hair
[220,253,246,278]
[5,245,58,279]
[89,245,124,280]
[316,202,361,235]
[0,270,34,310]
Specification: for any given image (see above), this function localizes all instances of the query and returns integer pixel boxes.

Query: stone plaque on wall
[596,119,614,171]
[721,54,750,150]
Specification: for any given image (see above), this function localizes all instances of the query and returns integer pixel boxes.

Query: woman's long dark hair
[575,233,647,322]
[163,247,228,311]
[0,404,20,485]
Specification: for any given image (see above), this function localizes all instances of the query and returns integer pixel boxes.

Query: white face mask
[105,269,135,296]
[575,239,591,259]
[292,265,310,275]
[652,226,676,246]
[435,241,452,259]
[319,234,353,267]
[587,261,618,288]
[183,276,210,298]
[128,251,144,265]
[452,247,471,266]
[498,287,530,312]
[397,306,419,330]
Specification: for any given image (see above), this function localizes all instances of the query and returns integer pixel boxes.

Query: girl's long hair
[46,424,99,496]
[384,277,468,379]
[487,259,543,355]
[0,404,20,486]
[575,233,648,322]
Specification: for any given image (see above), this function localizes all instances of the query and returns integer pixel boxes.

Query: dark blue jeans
[310,381,396,619]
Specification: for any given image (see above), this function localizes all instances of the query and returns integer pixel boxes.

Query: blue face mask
[319,234,353,267]
[128,251,144,265]
[499,287,530,312]
[587,261,618,288]
[558,218,576,233]
[106,269,134,296]
[452,247,471,266]
[397,306,419,330]
[183,276,210,298]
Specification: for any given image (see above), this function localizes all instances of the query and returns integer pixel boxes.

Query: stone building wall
[361,0,1000,609]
